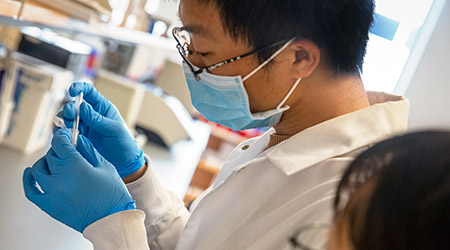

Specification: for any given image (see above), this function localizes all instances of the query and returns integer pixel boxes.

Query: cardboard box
[1,53,73,154]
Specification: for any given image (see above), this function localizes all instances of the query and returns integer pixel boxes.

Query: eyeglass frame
[289,223,331,250]
[172,26,291,80]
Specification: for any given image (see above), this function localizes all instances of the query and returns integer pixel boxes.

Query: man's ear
[289,39,321,78]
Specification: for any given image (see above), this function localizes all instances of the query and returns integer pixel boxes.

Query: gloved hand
[61,82,145,178]
[23,128,136,233]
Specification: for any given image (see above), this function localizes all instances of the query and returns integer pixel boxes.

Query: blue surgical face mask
[183,39,302,131]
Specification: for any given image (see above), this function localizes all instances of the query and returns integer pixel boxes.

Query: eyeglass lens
[174,28,191,57]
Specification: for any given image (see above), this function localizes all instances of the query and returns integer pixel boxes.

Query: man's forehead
[178,0,221,42]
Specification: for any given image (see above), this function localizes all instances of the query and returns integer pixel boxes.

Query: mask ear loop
[243,38,296,82]
[276,77,302,110]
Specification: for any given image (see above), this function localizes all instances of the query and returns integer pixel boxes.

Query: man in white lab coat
[23,0,409,249]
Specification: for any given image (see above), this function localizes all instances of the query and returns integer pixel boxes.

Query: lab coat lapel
[267,92,409,175]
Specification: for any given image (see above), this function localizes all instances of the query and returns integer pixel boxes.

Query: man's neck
[274,70,370,136]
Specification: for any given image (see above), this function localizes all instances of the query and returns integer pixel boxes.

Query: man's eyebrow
[182,25,214,40]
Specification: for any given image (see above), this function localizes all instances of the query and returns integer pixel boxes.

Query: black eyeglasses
[289,223,330,250]
[172,26,289,81]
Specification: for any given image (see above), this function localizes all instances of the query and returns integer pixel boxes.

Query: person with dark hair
[24,0,409,249]
[328,131,450,250]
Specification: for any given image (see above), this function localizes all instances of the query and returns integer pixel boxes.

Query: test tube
[71,92,84,147]
[53,116,67,129]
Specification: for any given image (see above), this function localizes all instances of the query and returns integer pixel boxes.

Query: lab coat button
[242,145,250,150]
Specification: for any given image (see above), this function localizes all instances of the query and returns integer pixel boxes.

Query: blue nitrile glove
[23,128,136,233]
[61,82,145,178]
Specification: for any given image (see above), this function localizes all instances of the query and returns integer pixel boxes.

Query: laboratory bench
[0,121,210,250]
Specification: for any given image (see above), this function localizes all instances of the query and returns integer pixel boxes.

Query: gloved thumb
[76,134,103,167]
[76,134,120,176]
[79,102,122,136]
[23,167,44,204]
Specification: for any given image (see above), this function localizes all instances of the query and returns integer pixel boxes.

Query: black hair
[335,131,450,250]
[197,0,375,75]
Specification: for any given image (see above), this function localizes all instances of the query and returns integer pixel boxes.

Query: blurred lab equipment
[154,59,195,115]
[136,85,194,148]
[0,51,15,143]
[18,27,92,81]
[101,39,136,76]
[0,52,73,154]
[94,70,144,128]
[98,25,177,81]
[93,68,193,148]
[31,0,112,22]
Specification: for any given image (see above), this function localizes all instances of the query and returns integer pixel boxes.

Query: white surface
[0,144,93,250]
[0,121,209,250]
[403,0,450,130]
[394,0,447,95]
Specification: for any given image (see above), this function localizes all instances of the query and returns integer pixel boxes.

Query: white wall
[153,0,179,23]
[403,0,450,131]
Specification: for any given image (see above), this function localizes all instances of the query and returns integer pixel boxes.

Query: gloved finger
[76,135,100,167]
[51,128,78,160]
[56,111,64,119]
[63,102,76,120]
[77,120,87,135]
[52,126,63,137]
[45,148,66,175]
[32,156,50,175]
[69,82,108,109]
[23,167,44,204]
[52,126,58,134]
[30,157,53,193]
[79,102,120,136]
[57,119,74,131]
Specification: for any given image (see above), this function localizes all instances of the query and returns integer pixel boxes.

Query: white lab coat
[83,92,409,250]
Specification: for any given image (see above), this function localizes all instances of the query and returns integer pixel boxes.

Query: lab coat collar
[266,91,409,176]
